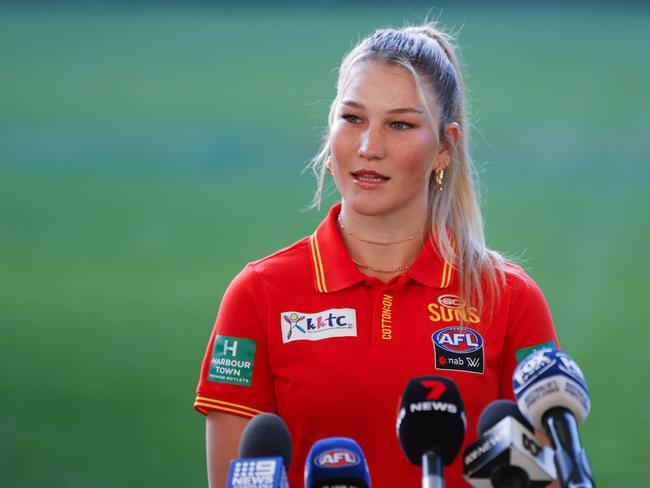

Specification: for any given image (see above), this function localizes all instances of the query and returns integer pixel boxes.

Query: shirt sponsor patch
[208,335,255,386]
[432,326,484,374]
[515,341,557,364]
[280,309,357,343]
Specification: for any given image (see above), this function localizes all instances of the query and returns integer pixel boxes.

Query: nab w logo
[467,357,481,368]
[420,380,446,400]
[432,326,485,374]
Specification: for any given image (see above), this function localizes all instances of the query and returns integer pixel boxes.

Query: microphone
[513,348,595,488]
[396,376,466,488]
[226,413,292,488]
[304,437,371,488]
[463,399,556,487]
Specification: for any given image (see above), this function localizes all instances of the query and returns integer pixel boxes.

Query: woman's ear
[435,122,462,169]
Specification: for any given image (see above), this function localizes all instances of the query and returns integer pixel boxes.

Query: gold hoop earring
[326,158,333,176]
[434,168,445,192]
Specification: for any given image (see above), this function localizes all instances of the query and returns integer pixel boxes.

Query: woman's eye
[390,121,413,130]
[342,114,361,124]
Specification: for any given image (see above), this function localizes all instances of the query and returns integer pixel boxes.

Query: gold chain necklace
[337,215,420,246]
[351,258,412,273]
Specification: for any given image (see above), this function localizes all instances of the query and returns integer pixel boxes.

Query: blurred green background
[1,2,648,486]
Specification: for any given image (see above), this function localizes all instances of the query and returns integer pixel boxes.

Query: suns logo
[427,294,480,324]
[438,294,465,309]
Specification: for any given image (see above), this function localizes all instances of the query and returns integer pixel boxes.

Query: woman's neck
[338,203,429,282]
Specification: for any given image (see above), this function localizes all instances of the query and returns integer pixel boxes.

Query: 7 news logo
[408,379,458,414]
[420,380,447,400]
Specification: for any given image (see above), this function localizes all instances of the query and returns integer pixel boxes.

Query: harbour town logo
[208,335,256,386]
[280,308,357,344]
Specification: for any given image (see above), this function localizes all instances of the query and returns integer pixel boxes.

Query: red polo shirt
[194,203,558,487]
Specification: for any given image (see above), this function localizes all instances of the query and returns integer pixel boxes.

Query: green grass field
[1,3,649,486]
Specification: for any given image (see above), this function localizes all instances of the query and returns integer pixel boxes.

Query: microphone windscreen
[396,376,466,466]
[477,399,534,436]
[238,413,293,468]
[513,348,590,432]
[304,437,371,488]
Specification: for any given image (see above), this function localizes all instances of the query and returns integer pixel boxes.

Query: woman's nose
[358,125,387,160]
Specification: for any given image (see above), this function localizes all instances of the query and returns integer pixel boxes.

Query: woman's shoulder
[212,234,315,321]
[250,235,312,270]
[500,260,547,303]
[233,234,313,284]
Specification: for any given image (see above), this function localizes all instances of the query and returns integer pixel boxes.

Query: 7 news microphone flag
[226,413,292,488]
[513,347,595,488]
[397,376,466,488]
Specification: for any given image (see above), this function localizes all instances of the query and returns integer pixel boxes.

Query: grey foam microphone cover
[238,413,293,468]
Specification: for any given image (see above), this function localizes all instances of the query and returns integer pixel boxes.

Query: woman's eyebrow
[341,99,424,115]
[388,107,424,115]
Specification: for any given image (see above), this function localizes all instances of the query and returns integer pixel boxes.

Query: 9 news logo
[230,459,278,487]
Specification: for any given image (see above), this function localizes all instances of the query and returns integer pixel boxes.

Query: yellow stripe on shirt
[309,233,328,293]
[195,397,263,416]
[194,402,259,419]
[440,261,449,288]
[443,262,453,288]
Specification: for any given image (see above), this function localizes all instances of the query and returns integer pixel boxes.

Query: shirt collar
[308,203,455,293]
[406,234,455,289]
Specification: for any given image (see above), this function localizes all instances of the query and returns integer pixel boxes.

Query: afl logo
[316,449,360,468]
[437,294,465,309]
[433,326,483,354]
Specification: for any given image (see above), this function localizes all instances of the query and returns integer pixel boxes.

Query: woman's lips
[351,170,390,188]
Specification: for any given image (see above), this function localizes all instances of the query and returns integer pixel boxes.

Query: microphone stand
[422,450,443,488]
[544,407,594,488]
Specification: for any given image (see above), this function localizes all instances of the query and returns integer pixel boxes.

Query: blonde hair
[308,22,509,310]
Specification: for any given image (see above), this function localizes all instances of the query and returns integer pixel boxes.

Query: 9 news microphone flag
[396,376,466,488]
[226,413,292,488]
[513,347,595,488]
[463,399,556,487]
[304,437,371,488]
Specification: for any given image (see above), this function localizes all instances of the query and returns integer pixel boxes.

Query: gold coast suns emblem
[427,294,480,324]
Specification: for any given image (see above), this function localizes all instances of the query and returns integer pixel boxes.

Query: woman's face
[330,60,448,220]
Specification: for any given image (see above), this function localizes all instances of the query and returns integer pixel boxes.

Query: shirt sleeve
[498,264,560,400]
[194,263,276,419]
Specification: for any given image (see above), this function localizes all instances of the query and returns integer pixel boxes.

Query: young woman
[194,23,558,487]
